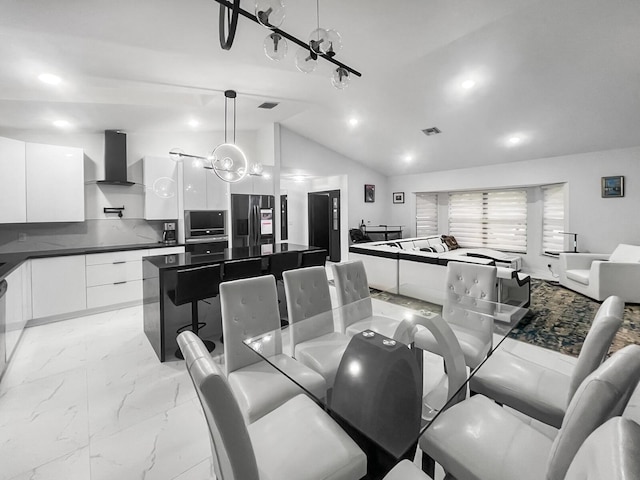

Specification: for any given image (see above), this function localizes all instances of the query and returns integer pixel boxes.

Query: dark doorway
[308,190,341,262]
[280,194,288,240]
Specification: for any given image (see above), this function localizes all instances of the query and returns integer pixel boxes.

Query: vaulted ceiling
[1,0,639,176]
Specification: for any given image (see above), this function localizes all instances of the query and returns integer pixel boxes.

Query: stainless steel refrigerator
[231,194,275,247]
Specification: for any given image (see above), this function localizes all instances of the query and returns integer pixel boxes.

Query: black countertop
[0,242,185,279]
[143,243,321,271]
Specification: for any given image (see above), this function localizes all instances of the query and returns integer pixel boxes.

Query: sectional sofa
[348,235,530,319]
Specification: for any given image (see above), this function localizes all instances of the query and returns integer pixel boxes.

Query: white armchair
[559,243,640,302]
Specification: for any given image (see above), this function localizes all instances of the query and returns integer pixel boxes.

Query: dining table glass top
[241,292,530,461]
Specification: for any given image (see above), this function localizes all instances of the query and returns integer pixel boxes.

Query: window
[415,193,438,236]
[449,189,527,252]
[542,184,566,253]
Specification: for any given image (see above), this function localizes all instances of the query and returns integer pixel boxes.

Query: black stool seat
[300,249,328,267]
[268,251,301,281]
[170,264,222,359]
[222,257,263,282]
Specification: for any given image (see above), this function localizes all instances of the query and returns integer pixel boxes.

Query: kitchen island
[143,243,321,362]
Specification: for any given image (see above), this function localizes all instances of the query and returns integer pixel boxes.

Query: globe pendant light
[255,0,286,29]
[295,47,318,73]
[209,90,248,183]
[264,32,287,61]
[331,67,350,89]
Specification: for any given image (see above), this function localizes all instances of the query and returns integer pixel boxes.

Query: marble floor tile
[0,369,90,480]
[7,446,91,480]
[89,399,210,480]
[172,458,214,480]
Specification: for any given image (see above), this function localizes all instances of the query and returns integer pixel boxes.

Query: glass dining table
[240,292,530,480]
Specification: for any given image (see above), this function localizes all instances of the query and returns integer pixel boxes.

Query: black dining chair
[170,263,222,359]
[300,249,328,267]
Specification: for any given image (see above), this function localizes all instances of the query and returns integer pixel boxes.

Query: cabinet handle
[113,261,126,264]
[114,281,127,285]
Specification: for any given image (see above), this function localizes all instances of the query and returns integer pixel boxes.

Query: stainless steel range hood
[97,130,134,186]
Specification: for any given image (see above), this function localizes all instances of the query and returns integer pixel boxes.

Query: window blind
[415,193,438,237]
[449,189,527,252]
[542,184,566,253]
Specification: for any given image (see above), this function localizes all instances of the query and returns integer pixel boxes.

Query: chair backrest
[564,417,640,480]
[545,344,640,480]
[568,295,624,403]
[222,257,263,283]
[220,275,283,375]
[331,260,373,332]
[300,249,328,267]
[609,243,640,262]
[268,251,300,280]
[171,264,222,306]
[442,261,497,338]
[283,266,334,350]
[177,331,260,480]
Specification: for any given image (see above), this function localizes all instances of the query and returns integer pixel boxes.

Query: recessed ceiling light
[461,79,476,89]
[188,119,200,128]
[52,119,70,128]
[293,175,306,182]
[38,73,62,85]
[404,154,413,162]
[508,136,522,145]
[263,172,272,179]
[348,117,359,127]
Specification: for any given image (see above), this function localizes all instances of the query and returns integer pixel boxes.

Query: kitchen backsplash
[0,219,167,253]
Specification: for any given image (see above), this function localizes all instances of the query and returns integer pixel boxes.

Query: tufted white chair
[283,266,351,389]
[331,260,403,337]
[220,275,326,423]
[564,416,640,480]
[469,295,624,428]
[419,344,640,480]
[414,261,498,369]
[177,331,368,480]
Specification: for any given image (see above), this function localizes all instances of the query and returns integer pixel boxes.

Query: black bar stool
[268,251,301,326]
[300,249,328,267]
[170,264,222,359]
[222,257,264,282]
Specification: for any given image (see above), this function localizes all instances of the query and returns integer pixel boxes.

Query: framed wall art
[393,192,405,204]
[364,184,375,203]
[601,176,624,198]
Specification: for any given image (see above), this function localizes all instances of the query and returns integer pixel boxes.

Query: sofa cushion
[413,239,432,249]
[397,240,416,250]
[609,244,640,263]
[566,269,590,285]
[441,235,460,250]
[432,243,448,253]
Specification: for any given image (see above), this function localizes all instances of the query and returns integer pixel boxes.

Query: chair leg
[421,451,435,479]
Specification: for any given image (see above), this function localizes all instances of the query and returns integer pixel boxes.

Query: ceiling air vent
[422,127,442,136]
[258,101,279,109]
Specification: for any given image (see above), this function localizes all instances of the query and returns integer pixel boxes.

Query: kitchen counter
[0,242,185,280]
[143,243,321,362]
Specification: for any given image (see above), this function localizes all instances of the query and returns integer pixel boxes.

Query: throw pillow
[441,235,460,250]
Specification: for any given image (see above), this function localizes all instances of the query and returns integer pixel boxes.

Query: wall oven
[184,210,229,256]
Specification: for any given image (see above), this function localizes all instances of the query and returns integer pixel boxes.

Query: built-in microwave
[185,210,227,239]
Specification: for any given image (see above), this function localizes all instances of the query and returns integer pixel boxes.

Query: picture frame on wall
[393,192,405,204]
[601,176,624,198]
[364,184,375,203]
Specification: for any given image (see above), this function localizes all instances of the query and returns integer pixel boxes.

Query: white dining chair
[283,266,351,389]
[419,344,640,480]
[415,261,498,369]
[177,331,367,480]
[331,260,403,337]
[220,274,326,423]
[469,295,624,428]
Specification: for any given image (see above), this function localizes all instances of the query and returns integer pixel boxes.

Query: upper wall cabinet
[143,156,178,220]
[0,137,26,223]
[182,157,229,211]
[26,143,84,222]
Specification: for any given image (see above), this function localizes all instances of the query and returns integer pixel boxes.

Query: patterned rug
[370,279,640,357]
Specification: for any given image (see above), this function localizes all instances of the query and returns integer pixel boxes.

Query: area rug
[369,279,640,357]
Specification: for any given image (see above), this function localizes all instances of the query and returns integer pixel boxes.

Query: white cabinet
[143,156,178,220]
[182,157,229,211]
[26,143,84,222]
[31,256,87,319]
[4,262,30,359]
[0,136,26,224]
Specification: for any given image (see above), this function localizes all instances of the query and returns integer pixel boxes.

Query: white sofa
[559,243,640,303]
[349,236,530,312]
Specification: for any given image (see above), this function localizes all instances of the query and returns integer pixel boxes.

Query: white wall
[279,126,388,252]
[388,146,640,277]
